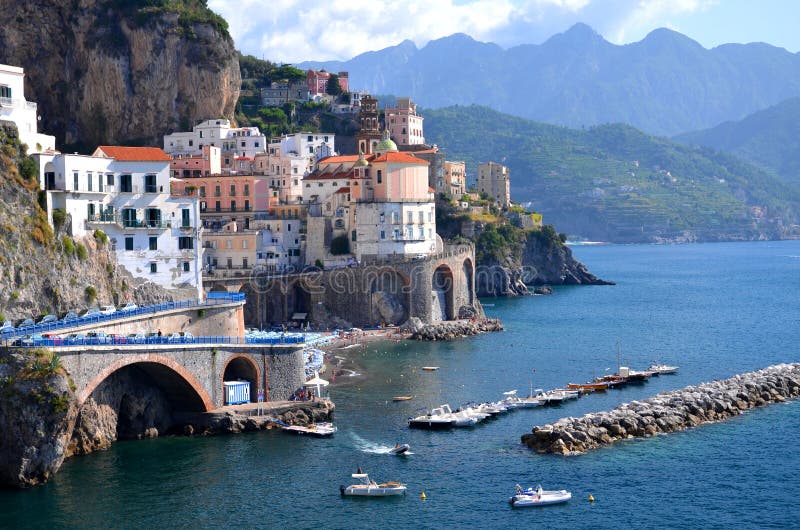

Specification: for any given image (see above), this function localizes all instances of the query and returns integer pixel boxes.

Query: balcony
[200,206,253,213]
[0,97,37,110]
[119,219,172,229]
[85,213,116,224]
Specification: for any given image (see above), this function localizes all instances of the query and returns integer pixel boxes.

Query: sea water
[1,241,799,529]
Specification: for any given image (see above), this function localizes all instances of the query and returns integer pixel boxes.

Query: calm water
[2,241,799,529]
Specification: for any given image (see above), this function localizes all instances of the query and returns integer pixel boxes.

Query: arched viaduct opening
[369,268,410,325]
[222,355,259,403]
[432,264,455,321]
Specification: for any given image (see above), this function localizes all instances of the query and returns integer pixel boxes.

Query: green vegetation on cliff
[425,105,800,242]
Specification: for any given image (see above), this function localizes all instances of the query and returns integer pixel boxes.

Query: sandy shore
[315,328,409,387]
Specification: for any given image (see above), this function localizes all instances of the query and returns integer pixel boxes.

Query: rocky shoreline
[182,400,335,435]
[522,363,800,455]
[408,318,504,341]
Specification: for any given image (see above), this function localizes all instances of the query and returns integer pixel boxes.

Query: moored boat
[648,363,679,375]
[510,485,572,507]
[277,421,337,437]
[408,405,455,429]
[340,473,407,496]
[393,395,414,401]
[567,381,609,391]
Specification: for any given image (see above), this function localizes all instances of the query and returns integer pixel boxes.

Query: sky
[207,0,800,64]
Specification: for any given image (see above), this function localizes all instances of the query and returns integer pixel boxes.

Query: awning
[291,312,307,320]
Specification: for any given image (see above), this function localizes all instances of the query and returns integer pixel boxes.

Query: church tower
[356,94,382,155]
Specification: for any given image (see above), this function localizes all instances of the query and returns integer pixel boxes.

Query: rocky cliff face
[0,0,240,149]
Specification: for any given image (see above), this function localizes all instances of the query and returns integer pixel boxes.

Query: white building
[33,146,203,296]
[262,132,336,204]
[0,64,55,154]
[163,119,267,160]
[255,219,304,272]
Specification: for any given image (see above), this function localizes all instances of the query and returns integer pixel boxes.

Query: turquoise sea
[1,241,799,529]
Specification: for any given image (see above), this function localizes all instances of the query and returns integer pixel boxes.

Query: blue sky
[208,0,800,63]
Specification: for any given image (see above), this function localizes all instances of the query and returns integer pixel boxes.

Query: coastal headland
[522,363,800,454]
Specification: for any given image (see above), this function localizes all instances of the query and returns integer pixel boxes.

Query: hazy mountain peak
[640,27,705,50]
[545,22,605,46]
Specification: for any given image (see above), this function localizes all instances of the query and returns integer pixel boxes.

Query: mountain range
[298,24,800,137]
[423,105,800,242]
[675,97,800,184]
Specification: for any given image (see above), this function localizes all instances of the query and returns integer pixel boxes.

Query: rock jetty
[409,318,504,341]
[522,363,800,454]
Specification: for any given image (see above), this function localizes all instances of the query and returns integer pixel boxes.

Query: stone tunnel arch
[239,282,262,329]
[369,268,410,326]
[209,284,229,293]
[288,281,312,326]
[432,264,455,321]
[222,355,260,403]
[462,257,475,306]
[78,355,214,413]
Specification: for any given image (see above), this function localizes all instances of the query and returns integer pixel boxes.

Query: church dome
[354,149,369,167]
[375,129,398,153]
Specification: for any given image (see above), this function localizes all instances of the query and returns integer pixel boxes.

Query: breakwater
[521,363,800,454]
[409,318,504,341]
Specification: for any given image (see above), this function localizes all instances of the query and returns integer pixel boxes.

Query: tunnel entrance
[222,356,259,403]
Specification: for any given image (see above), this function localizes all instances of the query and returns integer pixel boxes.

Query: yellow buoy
[589,493,595,502]
[420,491,427,500]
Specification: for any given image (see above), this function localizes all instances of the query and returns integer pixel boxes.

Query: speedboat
[503,390,542,408]
[441,404,479,427]
[408,405,455,429]
[389,443,410,455]
[510,485,572,507]
[647,363,679,375]
[341,473,407,496]
[277,421,337,437]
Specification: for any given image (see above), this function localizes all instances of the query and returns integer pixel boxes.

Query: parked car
[42,333,64,346]
[127,332,146,344]
[118,302,138,312]
[61,312,79,322]
[38,314,58,325]
[17,334,44,346]
[18,318,35,328]
[80,308,101,318]
[99,305,116,316]
[66,333,87,344]
[1,321,13,333]
[412,253,427,261]
[87,331,112,344]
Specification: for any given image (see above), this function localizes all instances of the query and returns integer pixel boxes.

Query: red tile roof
[305,169,354,180]
[318,154,360,164]
[94,146,171,161]
[335,187,351,194]
[371,152,429,165]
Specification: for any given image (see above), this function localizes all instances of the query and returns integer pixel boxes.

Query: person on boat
[357,466,363,474]
[515,484,523,496]
[536,485,543,499]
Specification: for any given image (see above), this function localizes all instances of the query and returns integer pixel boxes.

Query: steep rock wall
[0,0,240,149]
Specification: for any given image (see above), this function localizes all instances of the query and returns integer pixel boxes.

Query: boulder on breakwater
[408,318,504,341]
[521,363,800,454]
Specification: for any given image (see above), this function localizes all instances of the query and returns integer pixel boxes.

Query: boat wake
[351,433,412,455]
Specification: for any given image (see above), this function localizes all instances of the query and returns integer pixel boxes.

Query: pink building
[385,97,424,146]
[306,69,349,94]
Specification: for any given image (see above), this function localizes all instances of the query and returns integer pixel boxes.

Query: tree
[326,74,342,96]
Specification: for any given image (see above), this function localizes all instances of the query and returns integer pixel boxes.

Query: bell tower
[356,94,382,155]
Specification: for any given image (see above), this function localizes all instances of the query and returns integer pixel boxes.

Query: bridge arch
[368,267,411,325]
[462,257,475,305]
[222,354,260,403]
[432,264,455,321]
[78,354,214,412]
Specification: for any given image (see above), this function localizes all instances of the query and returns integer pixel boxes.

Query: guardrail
[7,333,304,348]
[0,293,245,339]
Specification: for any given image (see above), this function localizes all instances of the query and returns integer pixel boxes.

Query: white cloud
[208,0,718,62]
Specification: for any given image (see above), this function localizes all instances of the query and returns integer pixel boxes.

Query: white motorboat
[278,421,337,437]
[510,485,572,507]
[408,405,455,429]
[389,443,410,455]
[441,404,479,427]
[341,473,407,496]
[648,363,679,375]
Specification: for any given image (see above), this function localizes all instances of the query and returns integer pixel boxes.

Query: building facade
[355,94,382,155]
[33,146,203,296]
[306,69,349,95]
[261,81,308,107]
[443,160,466,198]
[170,145,222,178]
[0,63,56,154]
[163,119,267,160]
[385,97,424,146]
[477,161,511,207]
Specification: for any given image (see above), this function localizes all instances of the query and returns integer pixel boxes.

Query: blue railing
[8,333,304,348]
[0,293,246,339]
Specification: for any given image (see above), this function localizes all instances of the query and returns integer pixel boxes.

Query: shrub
[93,229,108,245]
[52,208,67,230]
[10,291,19,300]
[76,243,88,260]
[62,236,75,256]
[85,285,97,303]
[314,259,324,269]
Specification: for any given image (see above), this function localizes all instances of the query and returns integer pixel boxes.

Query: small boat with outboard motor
[509,484,572,507]
[272,420,337,437]
[408,405,455,429]
[340,471,407,496]
[389,443,411,455]
[647,363,679,375]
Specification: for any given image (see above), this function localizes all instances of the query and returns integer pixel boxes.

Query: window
[419,211,424,224]
[188,140,193,147]
[199,130,203,138]
[98,174,103,192]
[145,174,158,193]
[242,239,248,249]
[178,236,193,250]
[215,185,221,197]
[307,135,313,142]
[428,211,433,222]
[351,230,357,242]
[254,142,259,148]
[230,184,236,196]
[244,200,250,211]
[377,170,382,184]
[149,236,158,251]
[150,262,157,274]
[240,141,246,148]
[226,240,232,249]
[407,211,413,223]
[199,185,206,197]
[394,229,400,240]
[227,258,233,269]
[181,209,191,228]
[200,201,207,211]
[86,172,93,191]
[230,200,237,212]
[407,227,413,239]
[124,236,134,251]
[242,258,248,268]
[379,213,385,223]
[244,184,250,196]
[183,262,190,272]
[120,174,132,193]
[380,230,385,240]
[145,208,162,227]
[419,227,424,239]
[122,208,137,227]
[106,174,114,186]
[73,172,79,191]
[215,201,221,212]
[0,85,11,98]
